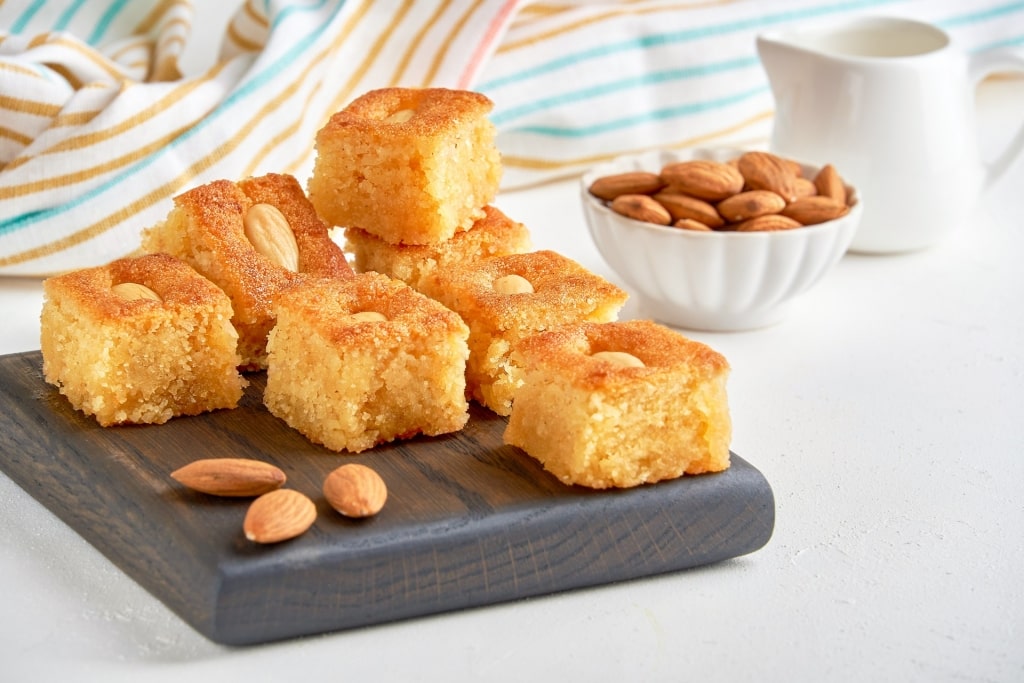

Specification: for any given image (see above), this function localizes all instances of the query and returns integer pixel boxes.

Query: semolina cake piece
[504,320,731,489]
[142,173,353,370]
[40,253,246,427]
[264,272,470,453]
[308,87,502,245]
[422,250,628,416]
[344,205,532,292]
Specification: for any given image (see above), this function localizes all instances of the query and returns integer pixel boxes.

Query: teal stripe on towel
[971,33,1024,50]
[938,0,1024,28]
[53,0,90,32]
[87,0,132,45]
[9,0,48,34]
[0,0,341,236]
[506,85,769,138]
[490,56,760,127]
[478,0,899,92]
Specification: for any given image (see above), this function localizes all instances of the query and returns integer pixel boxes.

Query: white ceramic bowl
[581,148,862,332]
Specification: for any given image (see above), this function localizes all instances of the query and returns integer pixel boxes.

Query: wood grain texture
[0,351,774,646]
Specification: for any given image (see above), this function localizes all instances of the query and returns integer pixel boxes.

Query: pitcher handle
[970,49,1024,190]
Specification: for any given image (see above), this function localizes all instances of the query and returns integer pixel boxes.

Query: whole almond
[610,194,672,225]
[493,273,535,295]
[781,156,804,177]
[716,190,786,222]
[813,164,848,206]
[780,196,849,225]
[243,489,316,543]
[794,177,818,198]
[244,203,300,272]
[660,160,744,201]
[384,108,416,123]
[591,350,645,368]
[589,172,665,201]
[111,282,162,302]
[349,310,388,322]
[323,463,387,518]
[736,152,800,202]
[673,218,713,231]
[652,192,724,228]
[171,458,286,497]
[733,214,802,232]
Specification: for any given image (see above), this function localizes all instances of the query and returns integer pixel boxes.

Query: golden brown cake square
[142,173,353,369]
[263,272,470,453]
[344,205,531,292]
[308,87,502,245]
[40,253,246,427]
[503,320,732,489]
[422,250,628,416]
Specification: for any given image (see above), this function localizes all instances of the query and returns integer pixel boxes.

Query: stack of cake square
[305,89,731,483]
[309,87,629,418]
[309,87,531,294]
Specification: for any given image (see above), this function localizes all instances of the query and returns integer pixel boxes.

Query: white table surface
[3,9,1023,681]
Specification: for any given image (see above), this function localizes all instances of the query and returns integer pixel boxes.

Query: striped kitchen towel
[485,0,1024,188]
[2,0,1022,276]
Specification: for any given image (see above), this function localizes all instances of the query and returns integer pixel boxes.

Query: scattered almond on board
[323,464,388,518]
[171,458,287,497]
[170,457,388,544]
[589,151,852,232]
[244,489,317,544]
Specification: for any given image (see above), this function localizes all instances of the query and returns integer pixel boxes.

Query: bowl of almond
[581,147,862,331]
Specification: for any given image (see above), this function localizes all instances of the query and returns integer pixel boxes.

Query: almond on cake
[142,172,353,369]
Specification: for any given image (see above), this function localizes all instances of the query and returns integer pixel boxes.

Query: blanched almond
[112,282,161,302]
[591,350,645,368]
[244,203,299,271]
[493,274,535,294]
[384,108,416,123]
[349,311,387,322]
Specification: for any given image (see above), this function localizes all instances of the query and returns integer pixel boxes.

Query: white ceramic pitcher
[757,16,1024,254]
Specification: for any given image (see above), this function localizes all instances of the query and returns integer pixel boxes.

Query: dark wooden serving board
[0,351,774,646]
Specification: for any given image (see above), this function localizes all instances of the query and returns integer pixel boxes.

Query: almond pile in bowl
[579,147,863,332]
[588,151,852,232]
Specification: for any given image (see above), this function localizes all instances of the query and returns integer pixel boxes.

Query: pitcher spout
[755,29,808,92]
